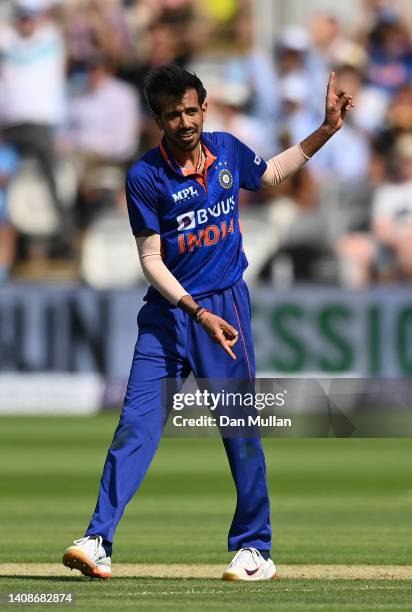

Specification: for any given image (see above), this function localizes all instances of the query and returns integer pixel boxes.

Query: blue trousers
[86,279,271,552]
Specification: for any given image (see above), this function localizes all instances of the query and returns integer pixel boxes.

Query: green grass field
[0,414,411,611]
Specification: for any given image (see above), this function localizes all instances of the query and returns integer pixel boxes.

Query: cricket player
[63,65,353,581]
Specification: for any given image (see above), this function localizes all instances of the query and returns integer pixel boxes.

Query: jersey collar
[159,133,217,178]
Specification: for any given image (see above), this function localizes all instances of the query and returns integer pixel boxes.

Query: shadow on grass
[0,576,87,582]
[0,575,224,582]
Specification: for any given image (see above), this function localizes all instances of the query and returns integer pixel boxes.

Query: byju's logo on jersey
[176,211,195,231]
[172,185,198,204]
[218,168,233,190]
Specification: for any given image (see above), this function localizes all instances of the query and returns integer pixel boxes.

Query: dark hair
[143,64,207,116]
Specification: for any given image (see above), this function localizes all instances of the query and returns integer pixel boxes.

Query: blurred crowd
[1,0,412,288]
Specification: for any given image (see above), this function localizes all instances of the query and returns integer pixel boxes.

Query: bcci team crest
[218,168,233,189]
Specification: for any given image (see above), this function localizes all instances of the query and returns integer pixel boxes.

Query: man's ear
[201,100,208,121]
[152,113,163,132]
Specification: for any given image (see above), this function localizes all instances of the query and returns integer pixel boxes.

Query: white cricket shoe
[62,536,111,580]
[222,547,276,581]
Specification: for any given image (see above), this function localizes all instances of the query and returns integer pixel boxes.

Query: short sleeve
[126,168,160,235]
[232,135,268,191]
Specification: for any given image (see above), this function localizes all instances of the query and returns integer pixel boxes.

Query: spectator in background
[332,58,388,137]
[119,17,189,97]
[336,134,412,286]
[366,10,412,95]
[355,0,412,44]
[259,165,331,285]
[308,14,389,136]
[295,66,371,184]
[119,13,194,151]
[0,0,68,242]
[62,52,140,224]
[381,84,412,152]
[66,53,140,162]
[278,73,320,151]
[120,0,202,96]
[0,137,19,284]
[307,13,345,115]
[64,0,102,74]
[276,25,321,119]
[309,12,342,72]
[205,80,275,161]
[64,0,135,76]
[224,11,280,129]
[371,134,412,280]
[309,13,366,79]
[277,63,372,280]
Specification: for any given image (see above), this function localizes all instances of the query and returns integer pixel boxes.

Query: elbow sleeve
[136,235,188,305]
[262,144,310,187]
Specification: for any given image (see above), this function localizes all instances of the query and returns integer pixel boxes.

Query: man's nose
[180,113,191,129]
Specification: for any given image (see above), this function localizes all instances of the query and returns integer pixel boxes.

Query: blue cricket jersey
[126,131,267,301]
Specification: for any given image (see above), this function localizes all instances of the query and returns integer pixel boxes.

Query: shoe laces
[73,536,103,554]
[229,547,263,569]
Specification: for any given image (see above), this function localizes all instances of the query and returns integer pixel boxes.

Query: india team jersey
[126,131,267,301]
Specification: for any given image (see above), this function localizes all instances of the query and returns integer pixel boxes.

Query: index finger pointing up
[327,71,336,93]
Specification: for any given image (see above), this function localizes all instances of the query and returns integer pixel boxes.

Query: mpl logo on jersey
[176,195,236,253]
[172,186,199,203]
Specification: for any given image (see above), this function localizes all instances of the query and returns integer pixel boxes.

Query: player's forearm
[261,144,310,187]
[136,235,206,318]
[136,235,188,306]
[261,123,340,188]
[299,123,337,159]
